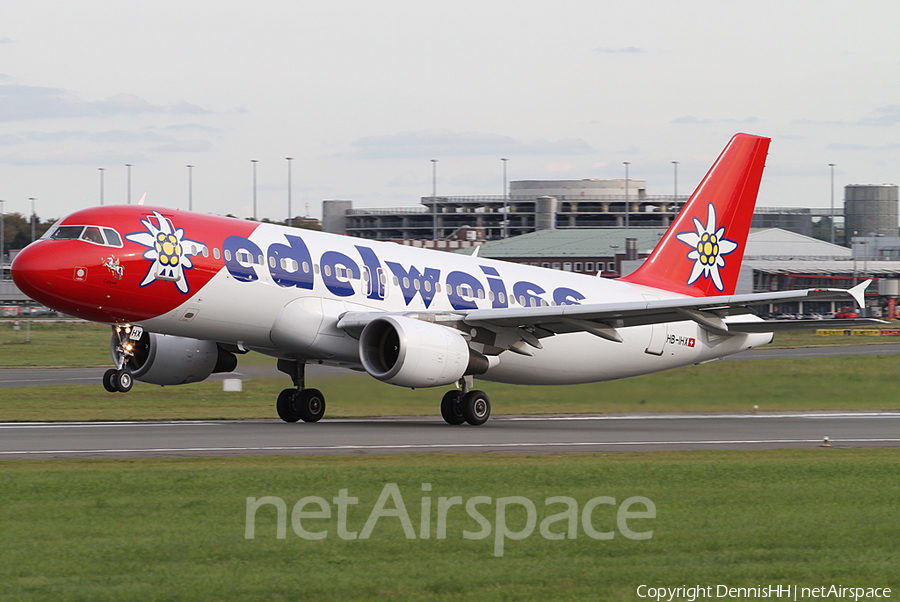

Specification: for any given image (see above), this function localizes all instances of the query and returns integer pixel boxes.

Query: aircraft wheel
[297,388,326,423]
[440,390,466,425]
[102,369,118,393]
[114,369,133,393]
[276,388,302,423]
[461,390,491,426]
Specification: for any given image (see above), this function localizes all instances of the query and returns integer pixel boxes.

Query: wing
[338,281,880,357]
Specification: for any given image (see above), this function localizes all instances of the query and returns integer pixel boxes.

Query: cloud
[0,83,210,122]
[162,123,223,133]
[0,150,150,166]
[593,47,644,54]
[11,129,173,144]
[827,142,900,151]
[857,105,900,126]
[671,116,759,125]
[350,130,593,159]
[151,139,213,152]
[0,38,13,44]
[791,118,847,126]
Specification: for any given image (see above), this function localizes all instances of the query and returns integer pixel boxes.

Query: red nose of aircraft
[12,240,85,316]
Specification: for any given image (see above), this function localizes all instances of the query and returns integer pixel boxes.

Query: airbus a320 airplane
[12,134,876,425]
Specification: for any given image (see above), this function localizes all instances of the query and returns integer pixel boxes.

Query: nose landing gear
[103,324,140,393]
[103,368,133,393]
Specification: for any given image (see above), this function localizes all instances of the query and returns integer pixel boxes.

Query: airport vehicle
[11,134,876,425]
[834,306,860,319]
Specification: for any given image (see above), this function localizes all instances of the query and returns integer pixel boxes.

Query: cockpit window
[82,227,105,244]
[50,226,85,240]
[104,229,122,247]
[47,224,124,247]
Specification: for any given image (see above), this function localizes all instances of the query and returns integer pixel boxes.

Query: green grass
[0,320,113,367]
[3,320,900,369]
[0,450,897,601]
[1,354,899,422]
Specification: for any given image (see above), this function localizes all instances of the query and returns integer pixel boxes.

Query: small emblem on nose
[74,267,87,282]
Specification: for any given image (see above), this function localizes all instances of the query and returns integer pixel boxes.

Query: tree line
[1,213,56,258]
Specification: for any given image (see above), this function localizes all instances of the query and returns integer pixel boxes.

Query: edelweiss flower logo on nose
[675,203,738,292]
[125,211,205,294]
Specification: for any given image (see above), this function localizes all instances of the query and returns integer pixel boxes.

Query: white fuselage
[138,222,771,386]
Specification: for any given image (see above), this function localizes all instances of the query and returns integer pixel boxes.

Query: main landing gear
[276,359,325,423]
[440,376,491,426]
[273,362,490,426]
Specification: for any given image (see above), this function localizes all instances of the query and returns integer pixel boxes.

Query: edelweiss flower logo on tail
[125,211,205,294]
[675,203,738,292]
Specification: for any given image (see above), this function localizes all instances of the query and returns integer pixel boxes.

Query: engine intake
[111,331,237,386]
[359,316,488,388]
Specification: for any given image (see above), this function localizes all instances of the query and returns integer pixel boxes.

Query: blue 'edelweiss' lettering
[224,236,262,283]
[513,281,546,307]
[386,262,440,308]
[267,235,313,290]
[221,233,584,309]
[480,266,508,309]
[447,270,486,310]
[320,251,360,297]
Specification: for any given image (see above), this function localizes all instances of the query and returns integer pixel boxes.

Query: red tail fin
[621,133,770,296]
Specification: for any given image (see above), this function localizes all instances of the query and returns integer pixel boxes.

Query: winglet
[470,245,480,257]
[138,193,147,206]
[849,280,870,308]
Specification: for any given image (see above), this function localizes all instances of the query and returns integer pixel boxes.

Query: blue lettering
[386,262,440,308]
[480,265,508,308]
[224,236,262,283]
[553,286,585,306]
[320,251,360,297]
[447,271,486,310]
[512,281,546,307]
[268,235,314,290]
[356,245,385,301]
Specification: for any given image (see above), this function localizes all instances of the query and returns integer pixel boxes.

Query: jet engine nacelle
[359,316,489,388]
[111,331,237,386]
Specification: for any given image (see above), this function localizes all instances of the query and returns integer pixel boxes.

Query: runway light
[753,405,758,413]
[823,436,831,447]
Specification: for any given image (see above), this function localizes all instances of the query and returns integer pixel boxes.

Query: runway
[1,412,898,459]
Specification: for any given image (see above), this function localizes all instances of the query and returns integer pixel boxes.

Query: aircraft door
[363,266,387,299]
[643,294,667,356]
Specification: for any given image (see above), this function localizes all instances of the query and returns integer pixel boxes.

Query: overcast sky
[2,0,899,222]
